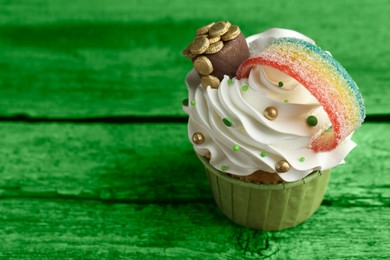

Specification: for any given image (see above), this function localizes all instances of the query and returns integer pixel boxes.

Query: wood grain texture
[0,199,389,259]
[0,0,388,117]
[0,122,388,206]
[0,1,389,258]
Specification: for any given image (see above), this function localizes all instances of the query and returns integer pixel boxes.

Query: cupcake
[182,22,365,230]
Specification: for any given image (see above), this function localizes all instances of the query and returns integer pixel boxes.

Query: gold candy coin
[182,46,197,59]
[205,41,224,54]
[201,75,220,89]
[221,25,241,41]
[275,160,291,173]
[192,132,205,145]
[189,36,210,54]
[208,35,221,44]
[193,56,213,75]
[208,21,231,37]
[263,106,278,120]
[196,22,215,35]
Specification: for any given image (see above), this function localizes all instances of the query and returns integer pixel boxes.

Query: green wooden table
[0,0,389,258]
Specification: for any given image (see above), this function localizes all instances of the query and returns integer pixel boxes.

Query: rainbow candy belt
[237,38,365,152]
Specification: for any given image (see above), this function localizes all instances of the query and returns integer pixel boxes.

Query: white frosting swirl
[183,28,356,182]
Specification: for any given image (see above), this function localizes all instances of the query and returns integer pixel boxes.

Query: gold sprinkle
[201,75,220,89]
[196,22,215,35]
[263,107,278,120]
[208,21,231,37]
[205,152,211,160]
[182,46,197,59]
[189,36,210,55]
[208,35,221,44]
[193,56,213,75]
[192,132,205,145]
[204,41,224,54]
[275,160,291,173]
[221,25,241,41]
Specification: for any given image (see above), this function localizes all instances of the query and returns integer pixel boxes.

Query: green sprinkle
[182,98,189,106]
[233,144,240,151]
[190,99,196,106]
[221,165,229,171]
[284,99,289,103]
[278,81,284,87]
[260,151,267,157]
[227,78,233,85]
[222,117,233,127]
[299,156,305,162]
[241,85,248,91]
[306,115,318,126]
[325,126,333,132]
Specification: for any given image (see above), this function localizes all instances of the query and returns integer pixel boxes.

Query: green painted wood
[0,122,388,205]
[0,0,388,117]
[0,199,389,259]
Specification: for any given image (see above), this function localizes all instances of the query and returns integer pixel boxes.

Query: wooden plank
[0,198,389,258]
[0,122,389,205]
[0,0,388,117]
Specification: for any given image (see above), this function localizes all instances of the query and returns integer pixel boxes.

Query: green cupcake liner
[198,155,331,230]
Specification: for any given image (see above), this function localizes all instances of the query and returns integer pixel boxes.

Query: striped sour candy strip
[236,38,365,152]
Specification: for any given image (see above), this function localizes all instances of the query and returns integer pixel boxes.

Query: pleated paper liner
[197,155,331,230]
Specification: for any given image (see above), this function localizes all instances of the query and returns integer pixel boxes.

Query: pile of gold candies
[182,21,241,88]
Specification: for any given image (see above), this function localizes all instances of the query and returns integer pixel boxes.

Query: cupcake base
[198,155,331,230]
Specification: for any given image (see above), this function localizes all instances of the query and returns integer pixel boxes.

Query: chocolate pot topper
[183,21,250,88]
